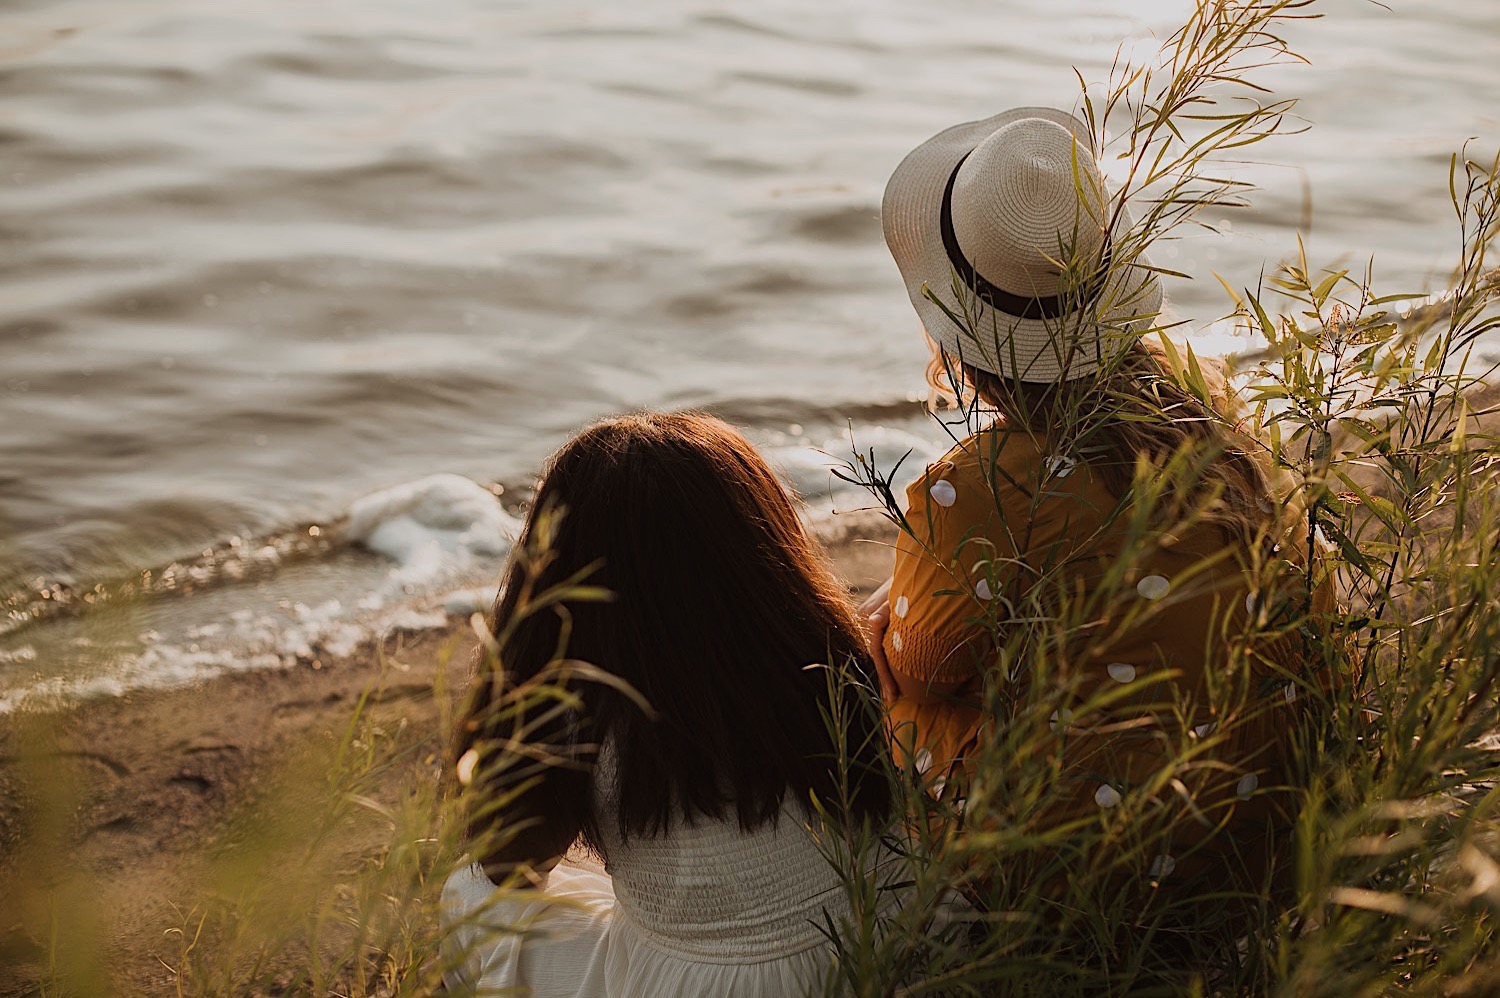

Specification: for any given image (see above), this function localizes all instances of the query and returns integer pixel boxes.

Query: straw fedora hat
[882,107,1163,383]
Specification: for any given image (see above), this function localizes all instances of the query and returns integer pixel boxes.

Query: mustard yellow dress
[881,421,1337,881]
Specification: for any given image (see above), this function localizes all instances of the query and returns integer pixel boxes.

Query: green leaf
[1311,269,1349,306]
[1155,331,1186,376]
[561,586,617,603]
[1452,395,1471,453]
[1424,334,1448,372]
[1184,341,1209,403]
[1323,518,1376,579]
[1367,292,1431,307]
[1248,294,1277,340]
[1335,472,1412,534]
[1246,385,1290,402]
[1214,272,1246,309]
[1339,417,1393,456]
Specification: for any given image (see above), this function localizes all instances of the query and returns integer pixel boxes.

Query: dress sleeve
[881,459,1004,686]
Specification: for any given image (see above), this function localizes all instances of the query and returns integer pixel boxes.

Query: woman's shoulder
[903,422,1125,540]
[907,423,1048,498]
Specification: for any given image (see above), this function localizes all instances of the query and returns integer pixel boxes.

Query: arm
[878,460,1000,700]
[865,600,969,706]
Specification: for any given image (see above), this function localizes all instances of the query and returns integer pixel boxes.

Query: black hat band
[938,153,1112,322]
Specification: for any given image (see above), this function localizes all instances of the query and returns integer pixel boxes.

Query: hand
[862,602,900,707]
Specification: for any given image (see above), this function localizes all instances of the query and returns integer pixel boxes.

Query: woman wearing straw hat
[864,107,1340,889]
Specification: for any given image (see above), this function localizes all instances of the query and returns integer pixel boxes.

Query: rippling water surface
[3,0,1498,703]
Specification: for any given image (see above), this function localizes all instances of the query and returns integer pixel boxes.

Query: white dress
[441,753,884,997]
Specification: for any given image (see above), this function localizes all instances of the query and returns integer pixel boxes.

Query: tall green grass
[825,2,1500,994]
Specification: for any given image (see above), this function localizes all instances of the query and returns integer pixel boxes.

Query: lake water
[2,0,1497,707]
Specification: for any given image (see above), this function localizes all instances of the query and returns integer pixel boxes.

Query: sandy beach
[0,508,895,996]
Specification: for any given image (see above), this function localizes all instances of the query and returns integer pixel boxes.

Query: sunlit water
[2,0,1498,706]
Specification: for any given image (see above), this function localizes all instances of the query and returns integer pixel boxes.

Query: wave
[0,411,934,713]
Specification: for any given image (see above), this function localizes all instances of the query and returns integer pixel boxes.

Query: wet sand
[0,508,896,996]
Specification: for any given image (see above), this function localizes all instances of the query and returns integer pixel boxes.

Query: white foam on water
[0,597,454,714]
[346,473,523,595]
[443,587,500,615]
[0,474,519,713]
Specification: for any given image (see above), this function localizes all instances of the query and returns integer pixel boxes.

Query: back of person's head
[455,412,889,867]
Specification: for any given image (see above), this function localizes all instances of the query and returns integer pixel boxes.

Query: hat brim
[882,107,1164,383]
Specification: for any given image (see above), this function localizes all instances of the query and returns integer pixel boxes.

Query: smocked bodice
[592,748,851,962]
[441,748,925,996]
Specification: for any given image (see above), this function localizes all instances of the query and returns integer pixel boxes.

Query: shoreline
[0,467,929,718]
[0,508,896,996]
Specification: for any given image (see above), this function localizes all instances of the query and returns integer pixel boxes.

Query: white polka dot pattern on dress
[1284,682,1298,703]
[1106,662,1136,684]
[974,578,992,601]
[914,748,933,775]
[455,747,479,786]
[1244,592,1258,616]
[1049,707,1074,731]
[890,631,903,652]
[930,776,947,798]
[929,479,957,507]
[1193,722,1216,739]
[1236,773,1259,799]
[1148,854,1177,878]
[893,595,909,618]
[1094,784,1122,808]
[1136,575,1171,600]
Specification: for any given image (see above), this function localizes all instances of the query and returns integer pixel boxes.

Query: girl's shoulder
[911,424,1050,491]
[906,424,1122,533]
[904,425,1053,520]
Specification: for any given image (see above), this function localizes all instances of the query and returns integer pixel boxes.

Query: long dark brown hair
[453,412,890,874]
